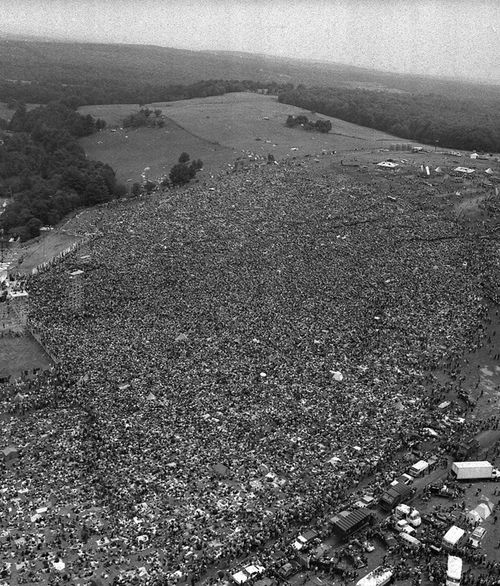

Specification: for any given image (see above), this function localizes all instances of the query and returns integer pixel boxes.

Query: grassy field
[79,93,412,184]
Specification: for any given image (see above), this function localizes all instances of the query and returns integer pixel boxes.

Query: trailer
[446,555,462,586]
[451,461,500,481]
[330,508,373,540]
[379,482,414,511]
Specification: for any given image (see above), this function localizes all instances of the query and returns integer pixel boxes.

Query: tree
[178,152,190,164]
[169,163,193,186]
[315,119,332,133]
[131,183,142,197]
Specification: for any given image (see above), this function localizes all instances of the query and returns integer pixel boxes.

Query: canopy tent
[2,445,19,462]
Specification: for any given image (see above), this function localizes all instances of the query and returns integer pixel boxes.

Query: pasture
[79,93,413,184]
[79,118,234,185]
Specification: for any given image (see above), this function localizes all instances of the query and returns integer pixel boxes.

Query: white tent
[377,161,399,169]
[232,571,249,585]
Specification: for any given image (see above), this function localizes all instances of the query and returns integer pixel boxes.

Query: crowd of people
[0,159,498,585]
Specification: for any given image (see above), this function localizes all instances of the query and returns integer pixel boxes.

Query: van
[442,526,466,551]
[409,460,429,478]
[395,519,416,535]
[399,533,422,549]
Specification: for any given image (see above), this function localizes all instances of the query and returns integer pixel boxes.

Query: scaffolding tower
[68,270,85,313]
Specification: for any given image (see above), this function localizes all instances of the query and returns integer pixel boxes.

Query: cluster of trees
[278,87,500,153]
[285,114,332,133]
[123,108,165,129]
[0,101,124,241]
[1,78,295,109]
[169,153,203,186]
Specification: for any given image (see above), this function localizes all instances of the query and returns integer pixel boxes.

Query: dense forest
[0,78,292,108]
[278,86,500,153]
[2,39,499,102]
[0,101,124,241]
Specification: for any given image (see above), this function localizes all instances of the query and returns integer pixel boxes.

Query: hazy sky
[2,0,500,82]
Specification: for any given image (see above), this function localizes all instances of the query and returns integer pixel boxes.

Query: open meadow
[79,93,415,184]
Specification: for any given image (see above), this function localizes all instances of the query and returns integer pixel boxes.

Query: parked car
[470,527,487,549]
[395,519,416,535]
[277,561,299,579]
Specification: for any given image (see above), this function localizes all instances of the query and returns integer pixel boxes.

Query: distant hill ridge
[1,38,499,101]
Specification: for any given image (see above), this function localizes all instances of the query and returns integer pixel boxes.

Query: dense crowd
[0,160,498,584]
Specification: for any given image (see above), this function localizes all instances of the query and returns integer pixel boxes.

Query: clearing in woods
[79,92,413,184]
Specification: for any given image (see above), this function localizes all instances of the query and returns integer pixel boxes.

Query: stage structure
[0,283,29,334]
[68,270,85,313]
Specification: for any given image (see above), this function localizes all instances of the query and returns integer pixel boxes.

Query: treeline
[123,108,165,129]
[286,114,332,133]
[278,86,500,153]
[0,101,124,241]
[1,78,293,108]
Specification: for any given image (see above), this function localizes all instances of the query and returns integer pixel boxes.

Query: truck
[395,504,422,527]
[330,509,374,540]
[442,526,466,551]
[379,482,415,511]
[450,461,500,481]
[409,460,429,477]
[446,555,462,586]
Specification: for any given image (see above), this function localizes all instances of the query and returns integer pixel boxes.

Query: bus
[446,555,462,586]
